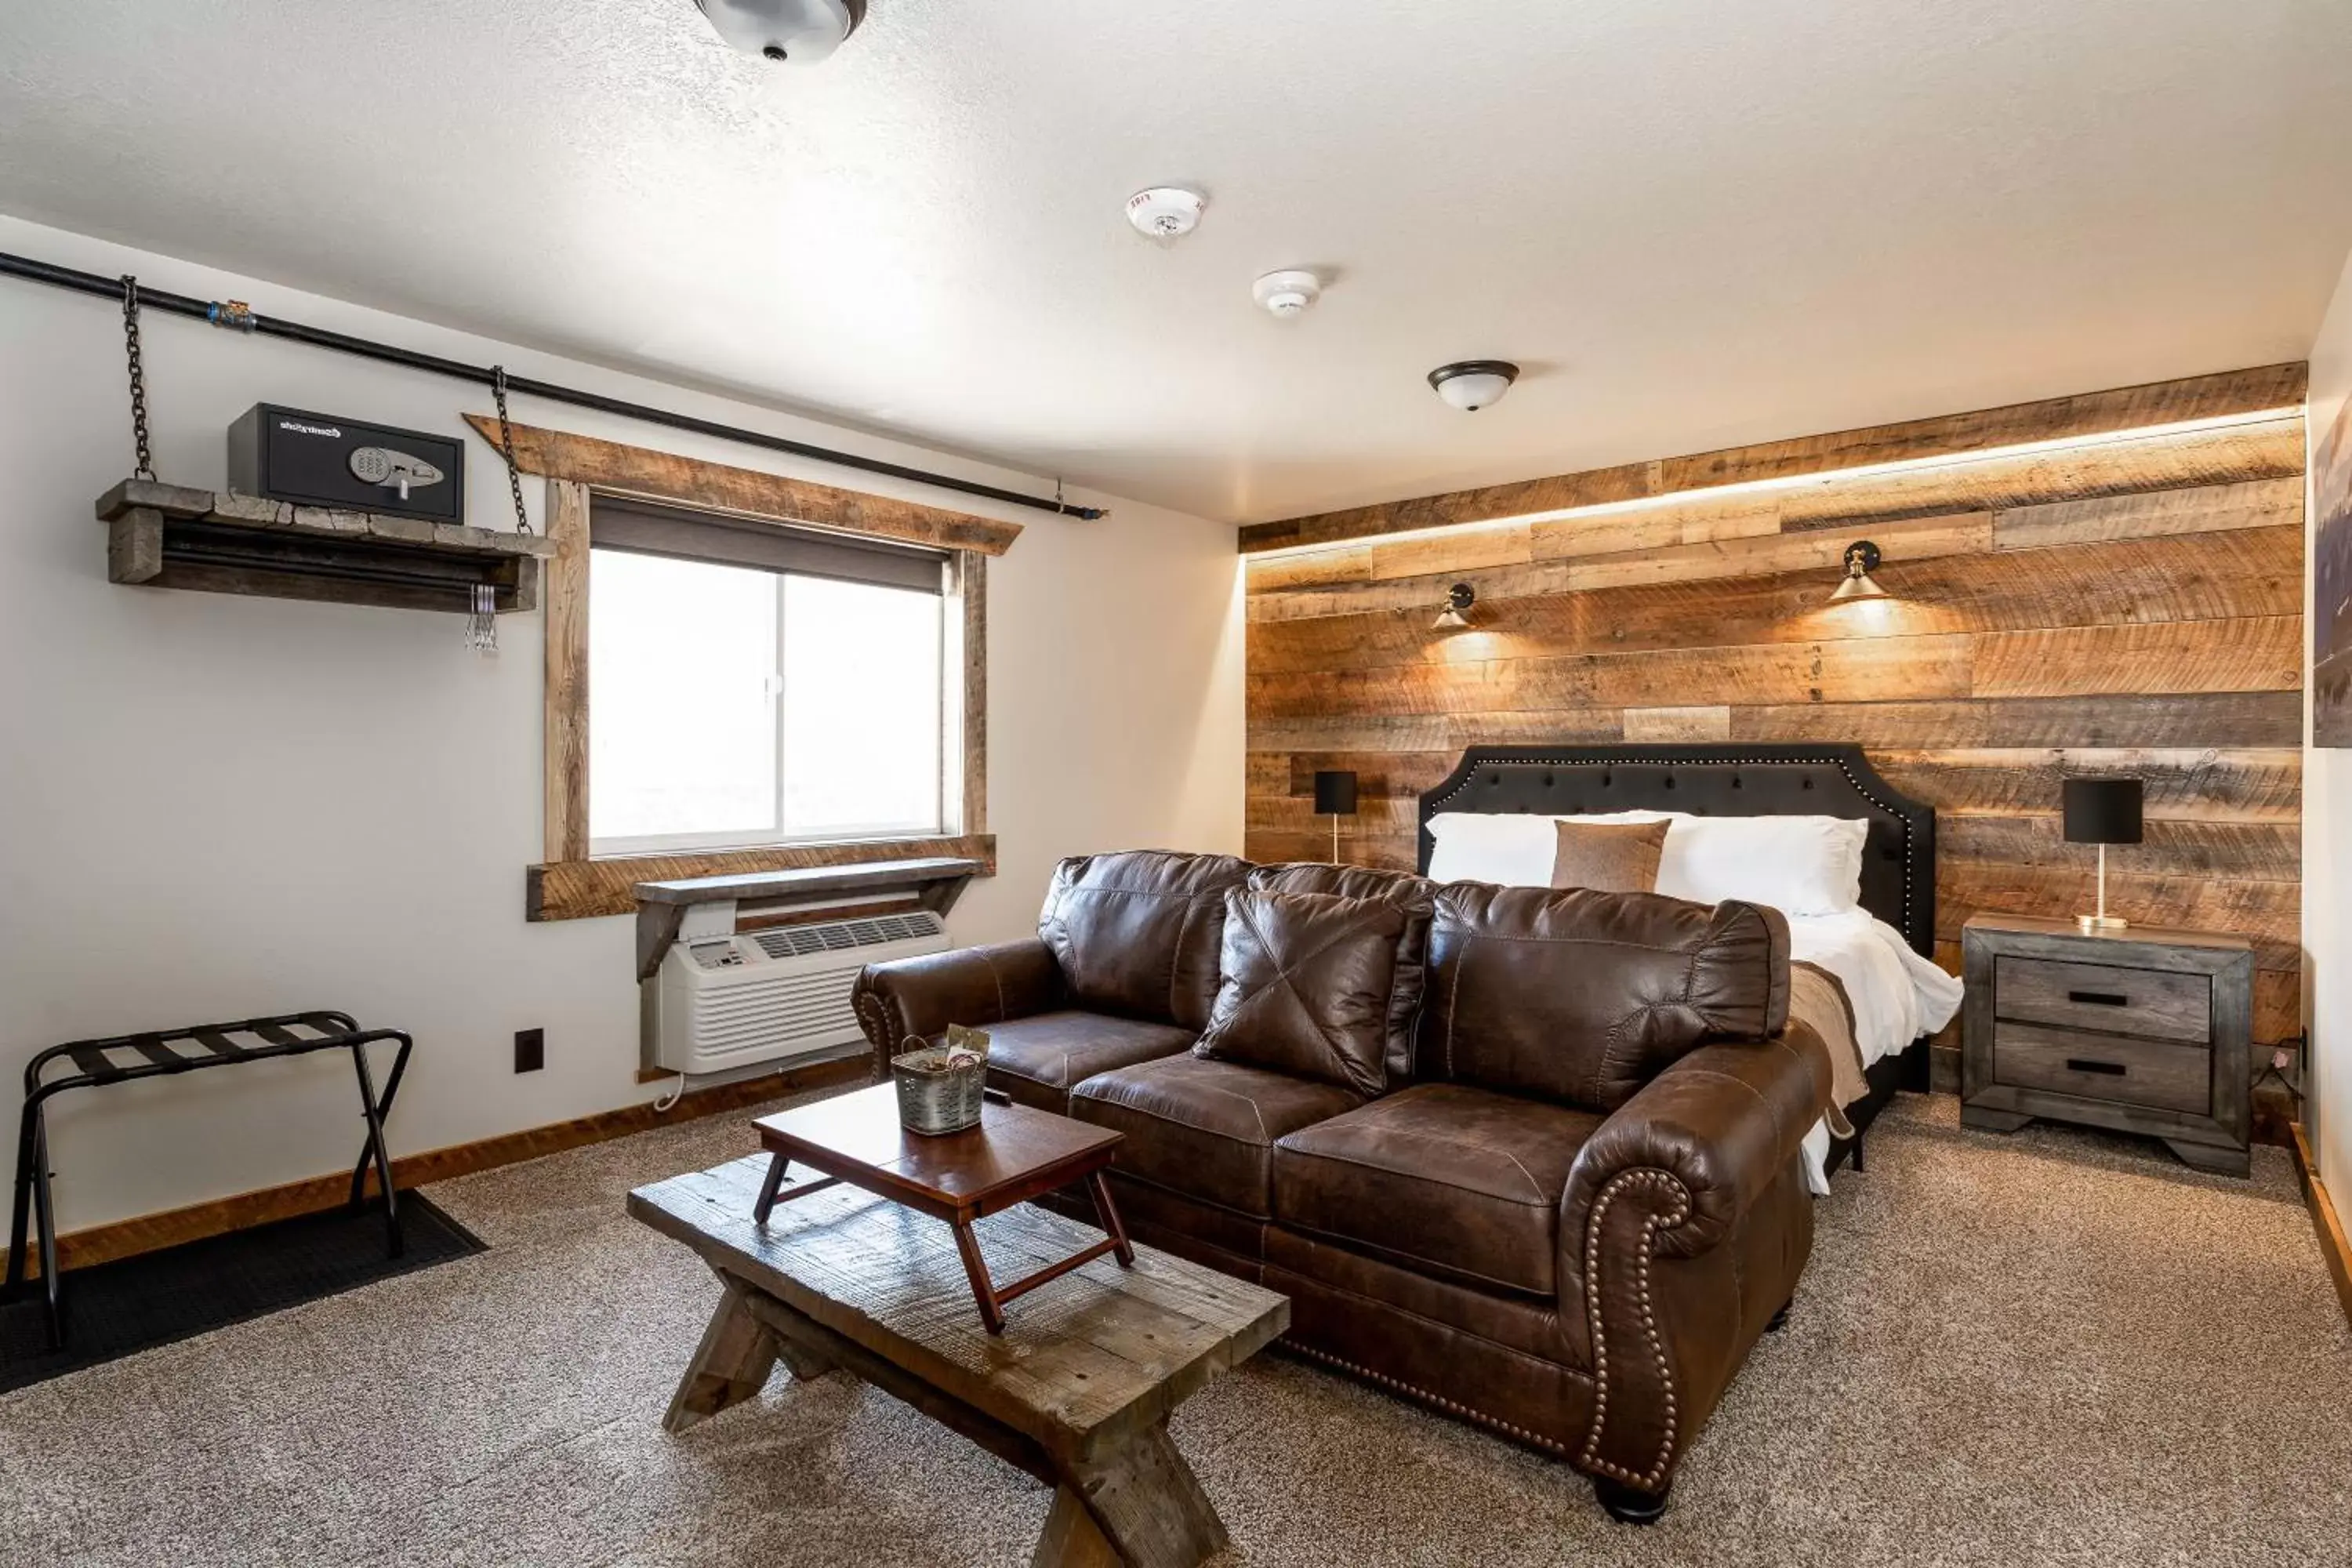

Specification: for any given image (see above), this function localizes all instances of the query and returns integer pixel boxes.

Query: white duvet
[1786,909,1964,1194]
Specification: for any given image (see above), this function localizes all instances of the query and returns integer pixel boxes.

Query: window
[586,497,956,854]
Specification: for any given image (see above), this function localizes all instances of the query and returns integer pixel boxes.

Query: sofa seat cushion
[1272,1083,1602,1299]
[980,1011,1196,1113]
[1070,1054,1363,1218]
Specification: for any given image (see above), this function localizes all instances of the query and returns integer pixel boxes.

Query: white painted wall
[0,215,1244,1235]
[2307,245,2352,1194]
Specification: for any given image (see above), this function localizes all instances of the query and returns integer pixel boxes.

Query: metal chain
[120,275,155,481]
[492,365,532,535]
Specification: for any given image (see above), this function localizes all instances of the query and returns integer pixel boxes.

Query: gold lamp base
[2076,913,2129,932]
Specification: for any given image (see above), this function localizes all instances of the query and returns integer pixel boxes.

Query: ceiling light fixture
[1252,270,1322,318]
[1428,361,1519,412]
[1830,540,1888,603]
[1126,187,1207,241]
[1432,582,1476,630]
[695,0,865,63]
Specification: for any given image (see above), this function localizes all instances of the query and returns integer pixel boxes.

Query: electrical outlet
[514,1027,545,1073]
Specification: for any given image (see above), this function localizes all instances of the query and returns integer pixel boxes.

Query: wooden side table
[748,1083,1134,1334]
[1959,914,2252,1174]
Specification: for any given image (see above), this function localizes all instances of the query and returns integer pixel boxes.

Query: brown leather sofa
[854,849,1831,1522]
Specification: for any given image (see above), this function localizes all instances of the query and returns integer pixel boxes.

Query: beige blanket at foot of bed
[1789,960,1868,1140]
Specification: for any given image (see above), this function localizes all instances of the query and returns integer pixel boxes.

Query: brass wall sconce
[1432,582,1476,630]
[1830,540,1888,603]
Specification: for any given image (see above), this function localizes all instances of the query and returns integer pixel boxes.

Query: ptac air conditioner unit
[652,909,947,1076]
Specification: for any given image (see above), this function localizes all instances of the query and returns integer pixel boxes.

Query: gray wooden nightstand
[1960,913,2252,1175]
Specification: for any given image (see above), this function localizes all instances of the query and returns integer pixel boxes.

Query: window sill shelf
[527,833,997,921]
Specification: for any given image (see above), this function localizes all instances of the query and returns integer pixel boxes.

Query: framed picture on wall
[2313,396,2352,746]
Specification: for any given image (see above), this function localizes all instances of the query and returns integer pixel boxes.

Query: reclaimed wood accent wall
[1243,371,2308,1054]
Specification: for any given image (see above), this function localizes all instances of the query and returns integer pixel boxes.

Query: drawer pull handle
[2065,1058,2127,1076]
[2067,990,2129,1007]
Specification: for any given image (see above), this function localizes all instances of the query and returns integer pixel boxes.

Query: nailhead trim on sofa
[1577,1167,1693,1492]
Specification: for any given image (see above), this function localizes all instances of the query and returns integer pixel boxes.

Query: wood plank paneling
[1871,750,2300,822]
[1242,367,2304,552]
[1994,475,2303,550]
[1244,369,2309,1054]
[1247,524,2299,675]
[1970,616,2301,699]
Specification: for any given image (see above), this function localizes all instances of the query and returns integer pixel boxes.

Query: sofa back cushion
[1038,850,1253,1029]
[1247,863,1436,1083]
[1418,883,1791,1112]
[1196,890,1406,1097]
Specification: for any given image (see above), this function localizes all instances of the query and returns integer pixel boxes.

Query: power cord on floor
[2256,1031,2306,1107]
[652,1071,687,1112]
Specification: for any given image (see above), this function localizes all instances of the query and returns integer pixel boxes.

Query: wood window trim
[501,420,997,921]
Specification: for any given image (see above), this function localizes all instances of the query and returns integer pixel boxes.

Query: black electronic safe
[227,404,466,524]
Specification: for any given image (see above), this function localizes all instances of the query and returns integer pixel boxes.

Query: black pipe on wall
[0,249,1105,521]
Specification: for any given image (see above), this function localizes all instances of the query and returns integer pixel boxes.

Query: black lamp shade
[2062,777,2143,846]
[1312,770,1359,816]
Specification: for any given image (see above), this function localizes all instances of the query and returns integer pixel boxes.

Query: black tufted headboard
[1416,743,1936,958]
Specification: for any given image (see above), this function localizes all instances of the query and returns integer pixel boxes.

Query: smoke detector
[1252,270,1322,318]
[696,0,866,64]
[1126,187,1207,241]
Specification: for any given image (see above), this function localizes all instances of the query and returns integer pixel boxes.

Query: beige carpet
[2,1091,2347,1568]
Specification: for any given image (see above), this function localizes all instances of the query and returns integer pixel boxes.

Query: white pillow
[1651,815,1867,916]
[1424,812,1559,885]
[1433,808,1869,916]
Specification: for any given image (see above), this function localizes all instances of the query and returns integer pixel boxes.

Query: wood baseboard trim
[2289,1123,2352,1330]
[34,1051,873,1279]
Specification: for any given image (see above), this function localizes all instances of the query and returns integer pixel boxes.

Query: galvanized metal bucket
[891,1032,987,1135]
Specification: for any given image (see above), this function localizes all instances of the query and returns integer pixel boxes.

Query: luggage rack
[5,1010,414,1348]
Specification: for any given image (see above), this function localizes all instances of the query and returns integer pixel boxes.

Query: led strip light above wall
[1244,405,2306,563]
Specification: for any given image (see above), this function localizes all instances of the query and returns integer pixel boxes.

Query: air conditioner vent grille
[751,910,944,961]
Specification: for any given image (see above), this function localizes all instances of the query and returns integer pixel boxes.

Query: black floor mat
[0,1194,485,1392]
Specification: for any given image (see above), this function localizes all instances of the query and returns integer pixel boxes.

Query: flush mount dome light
[696,0,865,63]
[1428,361,1519,412]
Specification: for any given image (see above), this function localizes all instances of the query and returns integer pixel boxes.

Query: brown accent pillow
[1247,862,1437,1087]
[1549,819,1669,893]
[1196,890,1407,1097]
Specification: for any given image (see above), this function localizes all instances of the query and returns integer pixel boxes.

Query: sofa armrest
[1556,1025,1832,1495]
[852,938,1065,1076]
[1563,1027,1831,1261]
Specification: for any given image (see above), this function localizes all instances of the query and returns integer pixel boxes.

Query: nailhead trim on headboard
[1417,746,1933,956]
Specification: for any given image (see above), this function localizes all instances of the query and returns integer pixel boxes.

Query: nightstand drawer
[1991,1022,2212,1114]
[1992,956,2211,1044]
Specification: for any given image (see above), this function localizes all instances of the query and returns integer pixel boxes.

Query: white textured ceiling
[4,1,2350,524]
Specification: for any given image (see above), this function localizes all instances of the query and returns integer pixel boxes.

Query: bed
[1414,742,1958,1185]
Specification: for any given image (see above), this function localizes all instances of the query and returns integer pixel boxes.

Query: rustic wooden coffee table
[747,1081,1134,1334]
[631,1155,1290,1568]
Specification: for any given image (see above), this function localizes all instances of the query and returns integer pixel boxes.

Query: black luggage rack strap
[5,1010,414,1348]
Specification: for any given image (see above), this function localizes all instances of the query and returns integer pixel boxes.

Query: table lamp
[1313,770,1358,863]
[2063,777,2142,931]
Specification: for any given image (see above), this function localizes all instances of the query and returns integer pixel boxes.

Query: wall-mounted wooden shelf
[96,478,557,615]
